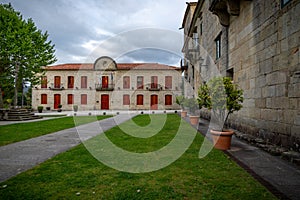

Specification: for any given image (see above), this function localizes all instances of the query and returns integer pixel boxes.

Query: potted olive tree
[184,98,200,125]
[37,106,43,113]
[73,105,78,112]
[198,77,243,150]
[58,104,62,112]
[176,95,187,117]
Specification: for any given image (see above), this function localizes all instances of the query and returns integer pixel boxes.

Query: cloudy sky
[1,0,194,66]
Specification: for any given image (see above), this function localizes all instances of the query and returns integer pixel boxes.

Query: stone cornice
[209,0,244,26]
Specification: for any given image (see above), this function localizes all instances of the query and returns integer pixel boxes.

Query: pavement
[0,111,300,200]
[193,117,300,200]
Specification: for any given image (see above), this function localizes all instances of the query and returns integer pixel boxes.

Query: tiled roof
[44,63,179,71]
[44,63,93,70]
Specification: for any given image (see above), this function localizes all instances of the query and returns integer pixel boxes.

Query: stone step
[3,109,43,121]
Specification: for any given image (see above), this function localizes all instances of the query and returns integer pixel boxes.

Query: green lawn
[0,115,112,146]
[0,114,276,199]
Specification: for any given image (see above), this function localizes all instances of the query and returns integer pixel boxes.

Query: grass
[0,115,112,146]
[0,114,276,199]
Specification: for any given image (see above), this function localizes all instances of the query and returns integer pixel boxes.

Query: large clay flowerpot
[181,111,187,117]
[189,115,199,125]
[210,130,234,150]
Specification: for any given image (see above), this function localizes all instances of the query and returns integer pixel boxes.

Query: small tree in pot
[176,95,187,117]
[37,106,43,113]
[198,77,243,150]
[57,104,62,112]
[184,98,200,125]
[73,105,78,112]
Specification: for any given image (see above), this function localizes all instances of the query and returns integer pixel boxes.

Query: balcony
[95,84,114,91]
[49,83,65,91]
[147,84,162,91]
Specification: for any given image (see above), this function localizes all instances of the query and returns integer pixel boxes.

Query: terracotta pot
[181,111,187,117]
[210,129,234,150]
[189,115,199,125]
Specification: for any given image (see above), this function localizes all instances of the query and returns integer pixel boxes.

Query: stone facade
[32,57,182,111]
[182,0,300,151]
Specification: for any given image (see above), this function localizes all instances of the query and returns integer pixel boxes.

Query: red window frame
[165,95,172,105]
[67,94,74,104]
[41,76,47,88]
[68,76,74,88]
[165,76,172,89]
[123,95,130,105]
[137,94,143,105]
[137,76,144,89]
[151,76,158,89]
[81,94,87,105]
[123,76,130,89]
[41,94,47,104]
[54,76,61,88]
[102,76,109,88]
[81,76,87,89]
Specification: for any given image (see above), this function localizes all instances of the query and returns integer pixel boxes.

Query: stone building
[181,0,300,151]
[32,56,182,111]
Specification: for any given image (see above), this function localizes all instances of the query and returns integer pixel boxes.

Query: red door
[150,95,158,110]
[54,94,61,109]
[102,76,108,88]
[101,94,109,110]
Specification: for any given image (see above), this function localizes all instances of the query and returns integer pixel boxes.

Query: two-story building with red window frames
[32,56,182,111]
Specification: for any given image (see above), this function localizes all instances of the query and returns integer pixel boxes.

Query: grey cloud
[1,0,187,66]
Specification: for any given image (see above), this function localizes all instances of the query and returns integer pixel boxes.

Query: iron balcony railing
[49,83,65,90]
[95,84,115,91]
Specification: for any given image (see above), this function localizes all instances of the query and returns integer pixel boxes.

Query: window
[81,76,87,89]
[200,22,203,36]
[215,33,221,60]
[68,76,74,88]
[123,76,130,89]
[192,32,199,48]
[137,76,144,89]
[41,94,47,104]
[41,76,47,88]
[281,0,291,7]
[137,95,143,105]
[67,94,74,104]
[102,76,108,88]
[123,95,130,105]
[165,76,172,89]
[81,94,87,105]
[54,76,61,88]
[151,76,158,89]
[165,95,172,106]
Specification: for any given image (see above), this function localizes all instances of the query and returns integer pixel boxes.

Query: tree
[0,3,57,108]
[198,77,243,131]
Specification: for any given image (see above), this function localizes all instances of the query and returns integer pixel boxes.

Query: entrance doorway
[101,94,109,110]
[150,95,158,110]
[54,94,61,109]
